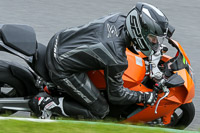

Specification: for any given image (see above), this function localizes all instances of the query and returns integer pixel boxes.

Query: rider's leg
[29,72,109,119]
[50,72,109,118]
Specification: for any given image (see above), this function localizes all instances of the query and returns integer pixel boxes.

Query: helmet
[125,2,169,56]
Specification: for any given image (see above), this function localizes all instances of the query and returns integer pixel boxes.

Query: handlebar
[146,43,184,114]
[147,47,170,114]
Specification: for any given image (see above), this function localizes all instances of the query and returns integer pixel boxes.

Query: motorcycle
[0,24,195,129]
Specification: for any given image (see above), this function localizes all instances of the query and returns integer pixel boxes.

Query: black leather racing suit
[46,13,141,119]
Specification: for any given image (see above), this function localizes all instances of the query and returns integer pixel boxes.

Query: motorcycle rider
[29,2,169,119]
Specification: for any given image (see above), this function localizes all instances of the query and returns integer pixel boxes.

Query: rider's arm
[105,64,141,105]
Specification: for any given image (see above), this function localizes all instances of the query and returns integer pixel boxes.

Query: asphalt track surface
[0,0,199,131]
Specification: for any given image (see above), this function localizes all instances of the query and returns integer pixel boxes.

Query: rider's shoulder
[94,13,125,24]
[106,13,125,23]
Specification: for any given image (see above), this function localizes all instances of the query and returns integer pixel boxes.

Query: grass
[0,118,198,133]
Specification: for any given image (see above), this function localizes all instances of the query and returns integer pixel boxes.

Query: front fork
[162,110,174,125]
[147,50,173,124]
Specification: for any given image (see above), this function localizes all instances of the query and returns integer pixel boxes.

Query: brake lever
[155,86,170,114]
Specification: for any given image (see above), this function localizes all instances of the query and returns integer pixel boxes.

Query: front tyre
[169,102,195,129]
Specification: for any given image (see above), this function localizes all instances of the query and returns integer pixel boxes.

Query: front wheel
[169,102,195,129]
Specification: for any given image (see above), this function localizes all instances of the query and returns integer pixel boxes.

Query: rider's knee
[89,95,109,118]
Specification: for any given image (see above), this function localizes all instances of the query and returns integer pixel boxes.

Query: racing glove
[138,91,158,106]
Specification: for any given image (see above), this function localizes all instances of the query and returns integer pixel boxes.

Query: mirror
[167,24,175,38]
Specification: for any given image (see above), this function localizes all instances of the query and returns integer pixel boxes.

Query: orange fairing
[123,49,146,88]
[176,69,195,103]
[123,68,195,124]
[122,102,180,124]
[167,39,195,103]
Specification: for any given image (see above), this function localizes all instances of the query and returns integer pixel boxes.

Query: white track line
[0,116,55,122]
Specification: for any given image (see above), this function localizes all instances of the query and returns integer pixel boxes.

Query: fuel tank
[88,49,146,89]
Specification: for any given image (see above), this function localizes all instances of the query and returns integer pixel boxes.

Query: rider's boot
[28,96,99,119]
[28,97,66,119]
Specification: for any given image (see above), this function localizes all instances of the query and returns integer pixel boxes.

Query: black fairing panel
[10,63,39,96]
[1,24,37,56]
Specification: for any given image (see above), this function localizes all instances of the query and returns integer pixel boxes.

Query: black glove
[139,91,158,106]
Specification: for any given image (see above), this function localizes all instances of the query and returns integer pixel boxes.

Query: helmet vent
[142,8,152,20]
